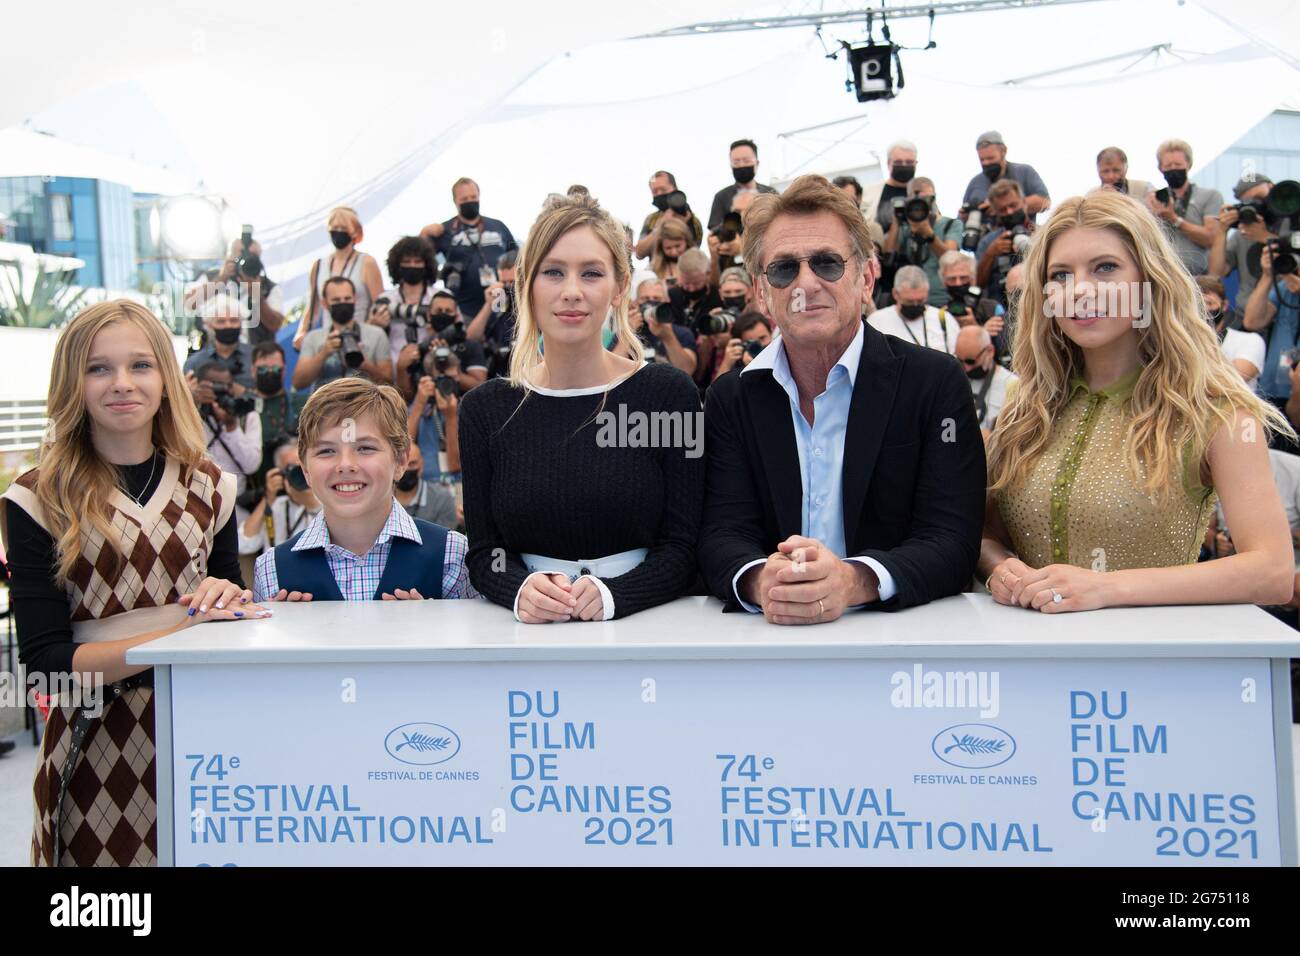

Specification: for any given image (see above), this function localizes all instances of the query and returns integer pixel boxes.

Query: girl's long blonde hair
[508,192,642,388]
[987,189,1292,500]
[32,299,208,586]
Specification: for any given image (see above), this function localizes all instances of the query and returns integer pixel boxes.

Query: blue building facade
[0,175,137,290]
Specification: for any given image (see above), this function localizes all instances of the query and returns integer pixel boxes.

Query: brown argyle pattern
[33,688,157,867]
[58,460,226,621]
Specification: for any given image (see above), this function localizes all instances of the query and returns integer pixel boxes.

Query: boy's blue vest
[271,519,448,600]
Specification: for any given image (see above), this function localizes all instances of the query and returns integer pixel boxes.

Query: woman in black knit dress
[459,193,703,622]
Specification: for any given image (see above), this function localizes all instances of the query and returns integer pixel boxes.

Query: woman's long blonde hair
[651,216,692,280]
[508,192,642,388]
[987,189,1292,500]
[32,300,208,586]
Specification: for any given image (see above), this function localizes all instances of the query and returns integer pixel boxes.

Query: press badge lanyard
[902,310,948,350]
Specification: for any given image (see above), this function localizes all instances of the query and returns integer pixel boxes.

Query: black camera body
[743,339,766,359]
[904,196,932,223]
[715,211,744,243]
[336,327,364,369]
[1233,200,1269,227]
[640,301,675,326]
[235,224,261,279]
[1269,234,1300,277]
[440,260,464,293]
[208,381,256,419]
[695,306,739,336]
[960,207,985,253]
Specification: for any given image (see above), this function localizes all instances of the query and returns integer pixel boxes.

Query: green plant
[0,261,89,328]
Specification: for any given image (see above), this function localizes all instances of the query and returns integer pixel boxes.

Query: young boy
[252,377,478,602]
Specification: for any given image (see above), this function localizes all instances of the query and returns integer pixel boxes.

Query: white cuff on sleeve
[513,571,550,622]
[731,558,768,614]
[576,575,615,621]
[844,556,896,605]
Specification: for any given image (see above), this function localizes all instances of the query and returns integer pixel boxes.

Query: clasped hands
[743,535,879,625]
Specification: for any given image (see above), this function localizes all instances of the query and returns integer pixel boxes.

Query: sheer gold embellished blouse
[994,367,1217,571]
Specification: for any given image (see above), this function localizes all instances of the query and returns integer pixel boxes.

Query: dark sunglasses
[958,348,992,366]
[763,253,847,289]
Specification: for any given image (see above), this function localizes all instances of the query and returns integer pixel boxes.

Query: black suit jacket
[698,322,986,612]
[707,182,778,231]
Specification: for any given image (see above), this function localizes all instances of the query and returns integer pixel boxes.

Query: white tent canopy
[5,0,1300,301]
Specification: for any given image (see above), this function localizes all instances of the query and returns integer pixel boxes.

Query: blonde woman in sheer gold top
[979,189,1294,613]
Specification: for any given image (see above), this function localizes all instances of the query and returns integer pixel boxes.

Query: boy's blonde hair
[297,378,410,463]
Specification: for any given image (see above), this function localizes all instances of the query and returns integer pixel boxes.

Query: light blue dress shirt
[731,323,897,612]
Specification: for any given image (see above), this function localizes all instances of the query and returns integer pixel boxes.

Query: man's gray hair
[886,139,917,163]
[893,265,929,292]
[939,250,973,276]
[201,292,250,321]
[635,277,664,299]
[679,249,711,276]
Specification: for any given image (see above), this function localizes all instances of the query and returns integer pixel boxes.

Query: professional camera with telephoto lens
[945,284,986,319]
[440,260,464,293]
[276,464,310,497]
[715,211,744,243]
[960,207,984,253]
[904,196,931,223]
[208,381,256,419]
[235,224,261,278]
[743,339,766,359]
[424,346,458,397]
[336,327,364,369]
[1154,186,1171,205]
[1233,200,1268,227]
[487,341,512,379]
[695,307,738,336]
[664,190,690,217]
[1269,234,1300,277]
[640,301,674,325]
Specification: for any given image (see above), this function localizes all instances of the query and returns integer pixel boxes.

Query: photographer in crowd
[293,277,393,393]
[189,360,263,499]
[250,340,304,485]
[707,139,777,232]
[1147,138,1221,275]
[961,131,1050,219]
[881,176,961,306]
[407,368,463,484]
[651,217,693,286]
[1210,174,1291,320]
[294,207,385,350]
[403,290,489,400]
[975,179,1037,307]
[470,250,519,379]
[868,265,959,354]
[713,312,773,380]
[183,294,255,389]
[636,170,703,259]
[954,324,1017,437]
[1095,146,1150,200]
[861,140,920,234]
[422,177,517,322]
[394,439,460,530]
[938,250,1005,336]
[1197,275,1264,388]
[238,440,321,557]
[630,278,698,375]
[185,234,286,346]
[1244,245,1300,449]
[369,235,442,365]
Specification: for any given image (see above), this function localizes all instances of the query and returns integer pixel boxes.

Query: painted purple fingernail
[187,608,196,617]
[240,596,248,603]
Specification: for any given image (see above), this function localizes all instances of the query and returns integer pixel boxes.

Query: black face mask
[399,266,427,286]
[899,303,926,320]
[680,284,703,300]
[213,327,242,346]
[1000,209,1027,229]
[652,194,669,211]
[395,468,421,492]
[1207,308,1225,327]
[329,229,352,250]
[891,164,916,184]
[256,367,283,394]
[430,310,457,332]
[966,363,990,380]
[458,201,480,221]
[1163,169,1188,190]
[732,165,756,185]
[721,296,747,312]
[663,254,679,263]
[329,302,356,325]
[982,162,1003,182]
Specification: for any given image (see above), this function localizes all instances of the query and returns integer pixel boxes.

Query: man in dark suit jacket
[699,174,986,622]
[707,138,779,232]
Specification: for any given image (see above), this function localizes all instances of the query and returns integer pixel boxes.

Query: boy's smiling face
[303,413,408,520]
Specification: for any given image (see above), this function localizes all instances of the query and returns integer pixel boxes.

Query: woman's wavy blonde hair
[651,216,692,281]
[508,192,642,388]
[987,190,1292,501]
[32,299,208,586]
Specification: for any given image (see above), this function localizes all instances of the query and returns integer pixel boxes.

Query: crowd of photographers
[181,131,1300,593]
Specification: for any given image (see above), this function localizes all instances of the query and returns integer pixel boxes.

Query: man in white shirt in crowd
[239,440,321,557]
[1196,275,1264,388]
[191,361,262,499]
[867,265,959,354]
[954,325,1017,438]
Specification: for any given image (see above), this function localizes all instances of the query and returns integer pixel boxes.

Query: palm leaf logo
[394,732,451,753]
[943,733,1006,756]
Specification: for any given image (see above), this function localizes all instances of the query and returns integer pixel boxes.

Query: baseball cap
[976,131,1005,149]
[1233,173,1272,200]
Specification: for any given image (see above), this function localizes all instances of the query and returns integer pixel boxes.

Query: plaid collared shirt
[253,498,478,602]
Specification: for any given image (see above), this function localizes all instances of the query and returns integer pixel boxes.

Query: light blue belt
[519,547,647,581]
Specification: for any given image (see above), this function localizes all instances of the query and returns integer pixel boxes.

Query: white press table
[128,595,1300,866]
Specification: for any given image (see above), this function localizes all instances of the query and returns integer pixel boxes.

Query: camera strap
[206,416,250,476]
